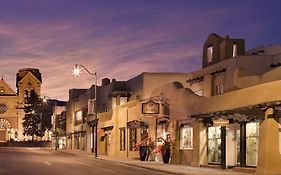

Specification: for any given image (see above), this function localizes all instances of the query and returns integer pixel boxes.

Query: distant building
[0,68,42,142]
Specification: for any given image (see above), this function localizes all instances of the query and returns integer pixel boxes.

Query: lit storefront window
[246,122,259,167]
[208,126,222,164]
[180,125,193,150]
[129,128,137,151]
[120,128,126,151]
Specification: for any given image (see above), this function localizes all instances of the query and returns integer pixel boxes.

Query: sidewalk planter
[139,146,147,161]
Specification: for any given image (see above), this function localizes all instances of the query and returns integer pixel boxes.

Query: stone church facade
[0,68,41,142]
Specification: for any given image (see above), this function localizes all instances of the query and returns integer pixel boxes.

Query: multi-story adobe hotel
[66,33,281,175]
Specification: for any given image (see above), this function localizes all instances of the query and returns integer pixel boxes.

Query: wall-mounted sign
[142,101,160,114]
[213,118,229,127]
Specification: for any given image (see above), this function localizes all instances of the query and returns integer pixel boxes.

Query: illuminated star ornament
[72,64,82,77]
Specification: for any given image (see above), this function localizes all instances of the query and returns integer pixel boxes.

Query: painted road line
[44,161,51,166]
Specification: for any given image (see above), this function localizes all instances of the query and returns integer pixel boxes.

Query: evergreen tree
[41,102,53,131]
[22,90,44,141]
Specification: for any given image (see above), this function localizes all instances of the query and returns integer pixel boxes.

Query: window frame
[129,128,137,151]
[207,45,213,63]
[119,128,126,151]
[179,125,193,150]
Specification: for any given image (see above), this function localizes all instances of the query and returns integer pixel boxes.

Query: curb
[96,157,183,175]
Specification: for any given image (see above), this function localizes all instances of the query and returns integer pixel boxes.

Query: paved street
[0,147,171,175]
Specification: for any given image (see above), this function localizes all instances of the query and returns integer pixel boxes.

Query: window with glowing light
[75,111,83,125]
[129,128,137,151]
[0,87,4,94]
[207,45,213,63]
[180,125,193,150]
[120,128,126,151]
[233,43,237,57]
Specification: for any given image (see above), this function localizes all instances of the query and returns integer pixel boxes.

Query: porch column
[256,108,281,175]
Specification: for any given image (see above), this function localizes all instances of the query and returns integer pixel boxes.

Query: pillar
[255,108,281,175]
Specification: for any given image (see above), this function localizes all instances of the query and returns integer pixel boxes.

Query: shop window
[120,128,126,151]
[129,128,137,151]
[207,45,213,63]
[180,125,193,150]
[246,122,259,167]
[208,126,221,164]
[157,121,169,140]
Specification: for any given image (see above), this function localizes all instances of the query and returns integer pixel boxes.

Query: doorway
[226,124,240,167]
[246,122,259,167]
[104,133,111,155]
[208,126,222,164]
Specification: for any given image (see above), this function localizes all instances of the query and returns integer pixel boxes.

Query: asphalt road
[0,147,171,175]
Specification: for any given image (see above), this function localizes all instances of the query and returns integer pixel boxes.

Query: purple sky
[0,0,280,100]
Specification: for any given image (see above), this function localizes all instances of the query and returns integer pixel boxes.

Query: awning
[177,118,195,127]
[127,120,148,129]
[101,126,113,131]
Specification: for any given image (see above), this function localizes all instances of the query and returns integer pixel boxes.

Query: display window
[208,126,222,164]
[246,122,259,167]
[180,125,193,150]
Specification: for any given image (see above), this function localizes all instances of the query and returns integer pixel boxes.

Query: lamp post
[72,64,98,157]
[43,96,58,150]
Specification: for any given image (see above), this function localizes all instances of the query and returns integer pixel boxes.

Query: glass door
[208,126,222,164]
[236,129,240,165]
[225,125,240,167]
[246,122,259,167]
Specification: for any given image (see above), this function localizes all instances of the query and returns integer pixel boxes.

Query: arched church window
[207,45,213,63]
[24,90,29,103]
[27,82,32,88]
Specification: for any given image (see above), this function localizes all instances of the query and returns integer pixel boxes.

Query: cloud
[0,1,280,100]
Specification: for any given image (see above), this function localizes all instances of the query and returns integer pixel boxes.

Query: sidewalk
[58,149,254,175]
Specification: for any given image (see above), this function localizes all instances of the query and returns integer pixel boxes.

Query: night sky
[0,0,280,100]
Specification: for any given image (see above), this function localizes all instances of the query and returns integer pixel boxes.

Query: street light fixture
[43,96,58,150]
[72,64,98,157]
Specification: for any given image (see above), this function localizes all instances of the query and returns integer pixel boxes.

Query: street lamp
[43,96,58,150]
[72,64,98,157]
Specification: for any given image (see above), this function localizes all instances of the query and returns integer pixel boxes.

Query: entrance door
[226,124,240,167]
[104,133,111,155]
[208,126,222,164]
[246,122,259,166]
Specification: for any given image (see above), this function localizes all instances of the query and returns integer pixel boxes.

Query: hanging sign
[142,101,159,114]
[213,118,229,127]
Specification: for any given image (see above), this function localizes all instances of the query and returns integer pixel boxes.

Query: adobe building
[66,33,281,174]
[0,68,42,143]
